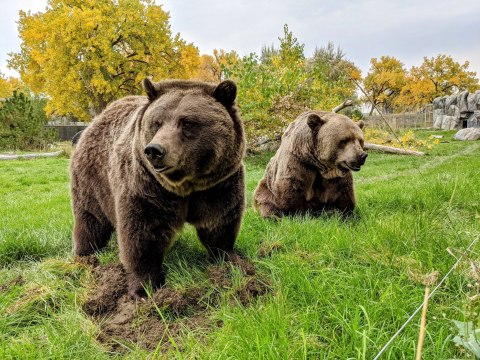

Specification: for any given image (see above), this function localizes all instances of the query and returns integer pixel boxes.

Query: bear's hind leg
[73,211,113,256]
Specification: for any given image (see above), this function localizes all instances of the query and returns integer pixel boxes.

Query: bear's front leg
[270,178,310,217]
[196,207,243,259]
[310,173,356,216]
[187,168,245,259]
[116,194,186,298]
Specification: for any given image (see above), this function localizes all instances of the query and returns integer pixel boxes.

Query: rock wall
[432,90,480,129]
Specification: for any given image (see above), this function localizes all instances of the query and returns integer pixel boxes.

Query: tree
[195,54,218,82]
[397,55,479,108]
[224,26,359,141]
[363,56,407,114]
[260,44,278,64]
[0,73,21,100]
[0,91,56,150]
[8,0,200,120]
[194,50,239,82]
[308,42,361,112]
[224,25,310,139]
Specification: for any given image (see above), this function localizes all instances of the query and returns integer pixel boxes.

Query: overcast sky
[1,0,479,79]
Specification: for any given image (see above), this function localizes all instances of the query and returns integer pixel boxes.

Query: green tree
[308,42,361,112]
[9,0,200,121]
[0,91,56,150]
[225,25,310,140]
[225,26,359,142]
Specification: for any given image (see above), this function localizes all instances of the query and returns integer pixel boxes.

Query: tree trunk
[332,99,353,113]
[364,143,424,156]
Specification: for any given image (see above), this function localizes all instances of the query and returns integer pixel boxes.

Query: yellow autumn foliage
[364,128,439,151]
[0,74,21,100]
[8,0,200,120]
[397,55,479,109]
[363,56,407,114]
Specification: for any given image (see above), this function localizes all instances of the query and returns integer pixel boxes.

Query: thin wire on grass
[372,235,479,360]
[350,77,477,357]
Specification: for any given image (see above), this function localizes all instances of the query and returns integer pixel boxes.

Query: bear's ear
[213,80,237,107]
[357,120,365,129]
[142,77,158,101]
[307,113,325,130]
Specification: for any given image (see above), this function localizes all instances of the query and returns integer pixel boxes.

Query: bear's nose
[144,144,166,160]
[359,152,368,164]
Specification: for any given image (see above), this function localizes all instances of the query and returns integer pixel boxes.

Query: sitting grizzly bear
[70,78,245,297]
[253,111,366,218]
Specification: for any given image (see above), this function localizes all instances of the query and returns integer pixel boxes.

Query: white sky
[1,0,479,80]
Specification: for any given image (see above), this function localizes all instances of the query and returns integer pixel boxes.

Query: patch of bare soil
[75,254,100,268]
[80,252,269,353]
[236,277,269,306]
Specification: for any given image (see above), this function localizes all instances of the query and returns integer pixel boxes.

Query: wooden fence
[362,105,434,130]
[44,124,87,141]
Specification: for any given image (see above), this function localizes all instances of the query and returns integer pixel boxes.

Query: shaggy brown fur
[71,79,246,298]
[253,111,367,218]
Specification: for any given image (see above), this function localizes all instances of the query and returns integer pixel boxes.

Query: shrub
[364,128,440,150]
[0,91,57,151]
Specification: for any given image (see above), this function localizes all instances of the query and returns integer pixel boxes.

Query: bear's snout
[359,152,368,165]
[144,143,168,171]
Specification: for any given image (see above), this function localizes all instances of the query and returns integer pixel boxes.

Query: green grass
[1,130,479,359]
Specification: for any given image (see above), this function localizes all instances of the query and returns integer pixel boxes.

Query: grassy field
[0,130,479,359]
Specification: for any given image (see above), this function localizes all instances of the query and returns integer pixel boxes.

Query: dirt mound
[237,277,269,306]
[75,254,100,268]
[81,253,269,353]
[83,264,127,316]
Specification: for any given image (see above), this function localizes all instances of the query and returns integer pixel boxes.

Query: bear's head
[306,111,367,179]
[138,78,245,195]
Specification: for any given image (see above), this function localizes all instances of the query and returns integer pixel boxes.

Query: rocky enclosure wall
[432,91,480,130]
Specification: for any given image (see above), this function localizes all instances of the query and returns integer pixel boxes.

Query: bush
[223,26,360,145]
[0,91,57,151]
[364,128,440,150]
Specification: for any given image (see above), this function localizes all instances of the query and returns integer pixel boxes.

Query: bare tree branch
[332,99,353,113]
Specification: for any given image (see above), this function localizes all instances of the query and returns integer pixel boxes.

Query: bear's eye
[151,121,162,131]
[180,118,199,131]
[339,139,349,145]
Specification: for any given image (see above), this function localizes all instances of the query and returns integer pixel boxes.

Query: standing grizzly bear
[71,79,245,298]
[253,111,367,218]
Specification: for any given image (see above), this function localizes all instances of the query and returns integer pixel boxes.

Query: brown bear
[253,110,367,218]
[70,79,245,298]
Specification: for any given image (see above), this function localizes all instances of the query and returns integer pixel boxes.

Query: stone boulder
[453,128,480,141]
[467,92,480,111]
[458,91,470,114]
[444,95,458,116]
[466,112,480,128]
[432,96,445,129]
[442,95,461,129]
